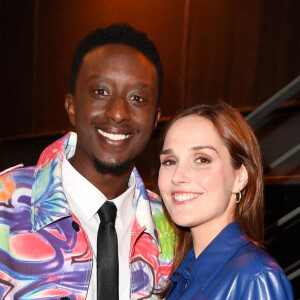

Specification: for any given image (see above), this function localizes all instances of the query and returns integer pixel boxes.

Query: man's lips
[172,192,201,202]
[97,128,132,141]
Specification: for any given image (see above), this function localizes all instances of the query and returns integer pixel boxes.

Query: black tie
[97,201,119,300]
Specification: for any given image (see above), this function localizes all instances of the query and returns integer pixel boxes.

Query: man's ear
[233,164,248,193]
[65,93,76,127]
[153,107,161,129]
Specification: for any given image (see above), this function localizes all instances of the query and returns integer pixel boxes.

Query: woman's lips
[172,192,201,204]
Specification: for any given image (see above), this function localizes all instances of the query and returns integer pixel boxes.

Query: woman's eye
[94,88,108,96]
[195,157,211,164]
[130,95,144,103]
[160,159,176,166]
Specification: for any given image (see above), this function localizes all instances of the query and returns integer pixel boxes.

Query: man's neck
[69,157,133,200]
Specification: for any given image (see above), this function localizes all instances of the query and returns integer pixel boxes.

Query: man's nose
[105,97,130,123]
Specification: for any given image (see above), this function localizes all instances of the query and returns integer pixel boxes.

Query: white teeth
[98,129,130,141]
[174,193,199,201]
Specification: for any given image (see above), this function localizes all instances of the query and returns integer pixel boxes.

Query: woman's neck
[191,218,233,258]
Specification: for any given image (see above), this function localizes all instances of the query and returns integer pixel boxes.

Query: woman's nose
[171,163,190,185]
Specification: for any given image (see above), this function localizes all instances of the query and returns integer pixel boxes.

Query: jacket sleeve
[240,269,294,300]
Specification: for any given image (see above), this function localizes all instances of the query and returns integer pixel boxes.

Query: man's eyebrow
[136,82,150,88]
[89,74,109,80]
[88,76,150,88]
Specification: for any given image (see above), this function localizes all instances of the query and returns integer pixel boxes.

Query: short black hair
[70,23,163,106]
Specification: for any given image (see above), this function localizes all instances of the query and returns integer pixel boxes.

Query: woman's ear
[233,164,248,193]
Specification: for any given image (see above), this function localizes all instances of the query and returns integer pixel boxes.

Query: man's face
[66,44,160,174]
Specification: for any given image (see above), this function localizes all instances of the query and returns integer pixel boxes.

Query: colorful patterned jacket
[0,132,175,299]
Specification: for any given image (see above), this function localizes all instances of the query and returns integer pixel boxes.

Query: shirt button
[187,268,192,274]
[72,220,80,232]
[173,272,179,277]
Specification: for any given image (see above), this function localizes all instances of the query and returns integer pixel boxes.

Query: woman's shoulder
[232,242,292,289]
[219,242,294,299]
[233,242,284,276]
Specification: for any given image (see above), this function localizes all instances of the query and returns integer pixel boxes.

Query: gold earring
[235,191,242,204]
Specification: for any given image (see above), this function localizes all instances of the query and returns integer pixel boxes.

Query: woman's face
[158,115,247,235]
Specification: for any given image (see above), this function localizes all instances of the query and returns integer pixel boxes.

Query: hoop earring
[235,191,242,204]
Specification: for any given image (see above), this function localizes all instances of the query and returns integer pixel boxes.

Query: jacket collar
[132,168,160,245]
[171,222,250,289]
[31,132,74,231]
[30,132,160,245]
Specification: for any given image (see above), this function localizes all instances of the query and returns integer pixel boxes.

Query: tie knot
[98,201,117,224]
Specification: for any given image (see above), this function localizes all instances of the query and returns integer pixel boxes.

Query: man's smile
[97,128,132,141]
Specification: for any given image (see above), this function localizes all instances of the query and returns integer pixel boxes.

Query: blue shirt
[167,222,294,300]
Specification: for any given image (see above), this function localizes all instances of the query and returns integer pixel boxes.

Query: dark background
[1,0,299,297]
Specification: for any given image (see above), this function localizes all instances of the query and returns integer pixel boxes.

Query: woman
[157,103,294,299]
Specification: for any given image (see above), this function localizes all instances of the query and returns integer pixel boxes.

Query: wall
[1,0,300,141]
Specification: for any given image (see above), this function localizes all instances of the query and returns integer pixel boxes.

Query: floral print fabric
[0,132,174,299]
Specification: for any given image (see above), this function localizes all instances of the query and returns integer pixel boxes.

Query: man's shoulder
[0,164,35,202]
[146,189,176,263]
[146,189,161,203]
[0,132,74,203]
[146,188,164,213]
[0,163,25,175]
[1,164,35,176]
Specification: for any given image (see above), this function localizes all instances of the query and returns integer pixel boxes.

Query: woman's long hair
[153,102,264,297]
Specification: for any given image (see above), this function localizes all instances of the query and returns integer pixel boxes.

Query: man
[0,24,175,299]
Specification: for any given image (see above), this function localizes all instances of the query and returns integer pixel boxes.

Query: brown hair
[154,102,264,296]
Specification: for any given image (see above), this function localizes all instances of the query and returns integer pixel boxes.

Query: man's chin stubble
[93,157,134,176]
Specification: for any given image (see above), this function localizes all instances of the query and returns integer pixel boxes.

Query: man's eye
[94,88,108,96]
[130,95,144,103]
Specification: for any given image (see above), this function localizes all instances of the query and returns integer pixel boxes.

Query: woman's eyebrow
[191,145,219,154]
[160,145,219,156]
[160,149,173,155]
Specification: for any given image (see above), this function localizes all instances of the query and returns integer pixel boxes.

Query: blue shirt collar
[170,222,250,289]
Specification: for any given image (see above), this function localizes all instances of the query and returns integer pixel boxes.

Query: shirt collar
[171,222,249,289]
[62,156,136,226]
[62,156,105,220]
[111,172,136,226]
